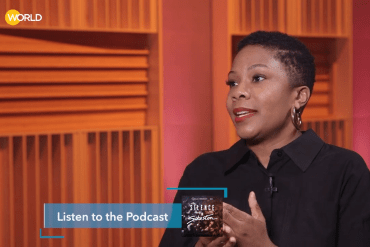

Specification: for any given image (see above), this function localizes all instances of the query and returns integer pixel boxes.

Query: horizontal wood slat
[0,84,148,98]
[307,94,330,105]
[314,81,330,92]
[0,34,150,55]
[0,55,148,69]
[0,97,147,114]
[0,70,148,83]
[0,111,146,134]
[303,107,329,117]
[230,0,350,36]
[0,31,152,134]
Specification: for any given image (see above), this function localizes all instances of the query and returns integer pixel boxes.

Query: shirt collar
[223,129,324,174]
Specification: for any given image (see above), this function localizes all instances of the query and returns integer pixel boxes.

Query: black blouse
[159,129,370,247]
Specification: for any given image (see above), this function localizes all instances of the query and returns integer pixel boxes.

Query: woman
[159,31,370,247]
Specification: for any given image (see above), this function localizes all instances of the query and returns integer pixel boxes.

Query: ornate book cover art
[181,195,223,237]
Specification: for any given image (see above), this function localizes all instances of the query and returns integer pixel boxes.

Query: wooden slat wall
[231,0,349,36]
[300,38,334,118]
[0,126,162,247]
[0,32,150,134]
[1,0,164,246]
[301,117,349,148]
[0,0,157,32]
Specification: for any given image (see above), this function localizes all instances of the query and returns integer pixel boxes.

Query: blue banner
[44,203,181,228]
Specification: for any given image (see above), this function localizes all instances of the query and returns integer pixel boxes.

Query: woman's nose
[232,85,251,100]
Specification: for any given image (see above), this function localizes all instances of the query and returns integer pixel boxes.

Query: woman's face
[226,45,296,142]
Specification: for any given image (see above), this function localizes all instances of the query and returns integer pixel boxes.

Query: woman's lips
[233,107,257,123]
[235,113,256,122]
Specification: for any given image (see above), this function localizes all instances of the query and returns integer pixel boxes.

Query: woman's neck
[247,128,302,169]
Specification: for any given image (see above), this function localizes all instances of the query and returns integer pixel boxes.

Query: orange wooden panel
[22,136,28,247]
[315,74,330,81]
[0,84,147,98]
[0,0,157,32]
[314,81,330,93]
[107,131,113,246]
[46,134,54,247]
[239,0,246,32]
[0,97,147,114]
[251,0,256,31]
[129,130,135,245]
[0,55,148,69]
[0,34,149,54]
[0,111,146,134]
[212,0,233,150]
[117,131,124,246]
[0,70,148,83]
[8,136,15,247]
[60,134,67,247]
[308,94,330,105]
[127,0,133,28]
[0,126,161,246]
[140,130,147,244]
[302,106,329,118]
[35,135,41,247]
[0,137,10,247]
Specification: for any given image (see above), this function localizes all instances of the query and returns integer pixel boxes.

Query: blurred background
[0,0,369,246]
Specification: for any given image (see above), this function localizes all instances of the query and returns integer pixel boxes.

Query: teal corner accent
[40,229,64,239]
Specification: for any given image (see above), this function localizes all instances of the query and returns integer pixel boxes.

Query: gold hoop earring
[291,107,302,130]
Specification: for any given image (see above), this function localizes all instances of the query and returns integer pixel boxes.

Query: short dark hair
[237,31,316,94]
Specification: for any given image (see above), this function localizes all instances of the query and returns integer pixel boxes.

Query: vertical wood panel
[302,0,307,33]
[9,136,15,247]
[27,136,36,247]
[140,130,147,244]
[22,137,28,247]
[240,0,246,32]
[107,132,113,246]
[118,131,124,246]
[6,0,10,12]
[328,120,333,144]
[319,0,324,33]
[251,0,256,31]
[336,0,342,34]
[338,121,344,147]
[269,0,273,30]
[151,128,160,244]
[35,136,41,247]
[150,0,157,31]
[0,127,163,246]
[327,0,332,33]
[344,0,349,35]
[116,0,121,28]
[278,0,285,32]
[260,0,264,30]
[139,0,144,29]
[311,0,316,33]
[105,0,109,28]
[72,133,79,247]
[47,134,53,247]
[95,133,101,247]
[60,135,67,247]
[129,130,135,246]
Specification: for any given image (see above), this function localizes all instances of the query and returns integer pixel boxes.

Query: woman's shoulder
[319,142,368,171]
[185,149,231,172]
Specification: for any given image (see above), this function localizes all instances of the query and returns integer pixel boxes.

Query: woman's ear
[293,86,310,110]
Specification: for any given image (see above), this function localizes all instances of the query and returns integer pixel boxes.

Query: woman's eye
[253,75,265,82]
[226,80,237,87]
